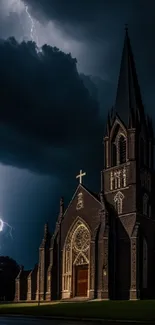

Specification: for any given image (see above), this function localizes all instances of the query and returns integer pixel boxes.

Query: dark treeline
[0,256,20,301]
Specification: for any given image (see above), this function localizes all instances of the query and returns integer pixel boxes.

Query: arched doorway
[62,219,90,299]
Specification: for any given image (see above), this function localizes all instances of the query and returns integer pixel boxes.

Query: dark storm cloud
[25,0,155,112]
[0,1,155,182]
[0,38,104,182]
[25,0,155,44]
[25,0,131,26]
[25,0,133,42]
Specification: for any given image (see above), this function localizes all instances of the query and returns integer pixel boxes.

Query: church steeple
[115,27,145,128]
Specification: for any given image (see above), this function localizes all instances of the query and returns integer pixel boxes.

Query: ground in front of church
[0,300,155,322]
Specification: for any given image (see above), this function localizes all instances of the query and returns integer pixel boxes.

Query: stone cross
[76,169,86,184]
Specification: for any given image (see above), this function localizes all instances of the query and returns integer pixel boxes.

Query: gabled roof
[83,184,101,202]
[63,183,101,218]
[114,28,145,128]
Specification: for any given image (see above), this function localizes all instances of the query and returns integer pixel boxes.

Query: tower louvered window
[119,135,126,164]
[111,124,119,167]
[111,142,117,167]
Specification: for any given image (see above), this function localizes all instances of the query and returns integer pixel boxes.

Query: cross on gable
[76,169,86,184]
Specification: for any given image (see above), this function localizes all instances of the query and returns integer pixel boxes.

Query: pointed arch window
[114,191,124,214]
[62,220,90,298]
[111,124,120,167]
[111,124,127,166]
[119,135,126,164]
[111,142,117,167]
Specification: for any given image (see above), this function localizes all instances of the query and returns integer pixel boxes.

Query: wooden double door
[75,265,88,297]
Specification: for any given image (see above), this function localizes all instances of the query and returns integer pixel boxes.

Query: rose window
[73,226,89,252]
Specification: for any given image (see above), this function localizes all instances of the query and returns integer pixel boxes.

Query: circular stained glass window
[73,226,89,252]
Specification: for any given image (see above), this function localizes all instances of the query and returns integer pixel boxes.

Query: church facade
[15,29,155,302]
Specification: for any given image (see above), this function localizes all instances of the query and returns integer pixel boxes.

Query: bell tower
[102,28,154,220]
[102,28,154,300]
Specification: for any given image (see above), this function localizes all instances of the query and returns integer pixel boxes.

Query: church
[15,29,155,302]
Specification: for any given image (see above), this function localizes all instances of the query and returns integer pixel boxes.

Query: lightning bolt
[24,4,39,46]
[8,1,40,50]
[4,221,13,239]
[0,218,13,239]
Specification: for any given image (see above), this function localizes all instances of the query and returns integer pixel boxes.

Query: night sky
[0,0,155,269]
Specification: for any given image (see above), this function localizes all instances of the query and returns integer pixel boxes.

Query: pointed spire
[57,197,64,224]
[44,222,48,238]
[59,197,64,216]
[114,26,145,127]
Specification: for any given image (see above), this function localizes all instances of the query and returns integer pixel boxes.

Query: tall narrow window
[119,135,126,164]
[114,170,121,189]
[111,142,117,167]
[111,124,120,167]
[114,191,124,214]
[123,167,127,187]
[110,172,114,190]
[115,200,121,214]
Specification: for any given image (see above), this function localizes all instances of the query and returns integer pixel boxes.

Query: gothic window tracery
[111,142,117,167]
[114,191,124,214]
[110,171,114,190]
[119,135,126,164]
[111,127,127,167]
[114,170,121,189]
[111,124,120,167]
[123,167,127,187]
[62,220,90,294]
[73,226,89,252]
[110,167,127,191]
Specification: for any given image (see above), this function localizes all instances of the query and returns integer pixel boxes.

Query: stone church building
[15,29,155,302]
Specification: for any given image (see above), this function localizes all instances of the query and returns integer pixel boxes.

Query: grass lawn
[0,300,155,321]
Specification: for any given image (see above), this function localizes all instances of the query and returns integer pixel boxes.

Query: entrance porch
[62,264,89,299]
